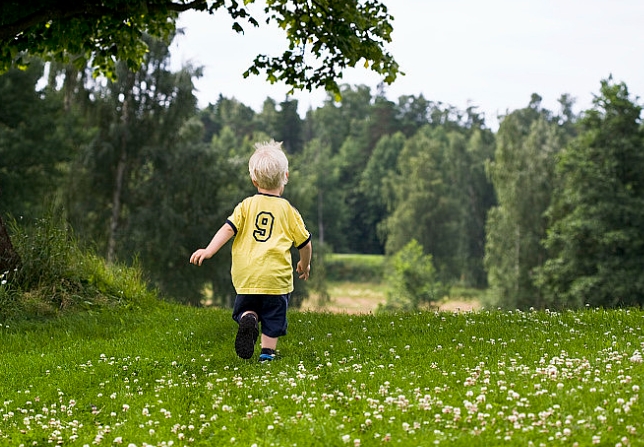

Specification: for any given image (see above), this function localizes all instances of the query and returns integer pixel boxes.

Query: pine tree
[536,80,644,308]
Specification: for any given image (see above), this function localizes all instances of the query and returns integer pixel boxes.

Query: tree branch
[0,1,207,42]
[163,0,208,13]
[0,4,91,42]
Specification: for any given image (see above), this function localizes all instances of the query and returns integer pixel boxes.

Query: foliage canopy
[0,0,400,95]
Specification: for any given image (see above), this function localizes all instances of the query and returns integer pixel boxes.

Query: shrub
[383,239,448,310]
[2,211,157,321]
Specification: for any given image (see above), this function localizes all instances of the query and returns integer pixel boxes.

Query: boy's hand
[296,262,310,280]
[190,249,210,266]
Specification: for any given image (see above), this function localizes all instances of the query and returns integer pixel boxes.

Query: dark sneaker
[235,314,258,359]
[259,348,276,362]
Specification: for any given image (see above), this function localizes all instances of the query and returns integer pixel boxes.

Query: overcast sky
[171,0,644,129]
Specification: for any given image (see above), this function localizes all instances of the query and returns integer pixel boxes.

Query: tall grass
[0,213,156,322]
[2,305,644,446]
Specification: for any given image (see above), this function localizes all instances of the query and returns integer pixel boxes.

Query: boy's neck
[257,187,282,196]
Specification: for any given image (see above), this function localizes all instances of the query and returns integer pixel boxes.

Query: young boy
[190,140,312,362]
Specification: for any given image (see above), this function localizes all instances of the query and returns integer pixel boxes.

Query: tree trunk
[106,72,135,263]
[0,215,21,275]
[107,146,127,263]
[317,188,325,246]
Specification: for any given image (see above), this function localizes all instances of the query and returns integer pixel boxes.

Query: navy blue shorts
[232,294,289,338]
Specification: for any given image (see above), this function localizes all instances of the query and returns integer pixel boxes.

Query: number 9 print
[253,211,274,242]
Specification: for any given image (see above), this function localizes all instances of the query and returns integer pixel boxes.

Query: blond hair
[249,140,289,190]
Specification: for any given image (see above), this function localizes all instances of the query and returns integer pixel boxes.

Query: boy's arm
[296,240,312,280]
[190,223,235,266]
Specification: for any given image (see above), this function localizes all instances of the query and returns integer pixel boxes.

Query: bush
[1,211,157,322]
[383,239,448,311]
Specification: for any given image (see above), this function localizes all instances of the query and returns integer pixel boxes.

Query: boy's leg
[235,310,259,359]
[261,334,278,350]
[259,334,278,362]
[257,293,289,362]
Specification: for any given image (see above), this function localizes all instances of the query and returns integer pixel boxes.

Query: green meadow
[2,303,644,446]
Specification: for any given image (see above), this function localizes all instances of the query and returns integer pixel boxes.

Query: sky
[170,0,644,129]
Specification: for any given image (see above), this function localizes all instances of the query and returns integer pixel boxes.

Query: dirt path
[434,299,481,312]
[301,295,386,314]
[301,293,480,314]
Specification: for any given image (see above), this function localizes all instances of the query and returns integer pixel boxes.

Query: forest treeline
[2,36,643,310]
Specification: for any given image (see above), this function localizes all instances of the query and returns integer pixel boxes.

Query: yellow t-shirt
[226,193,311,295]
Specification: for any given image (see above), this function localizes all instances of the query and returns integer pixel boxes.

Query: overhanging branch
[0,0,207,42]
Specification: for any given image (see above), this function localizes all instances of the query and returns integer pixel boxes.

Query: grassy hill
[2,303,643,446]
[2,220,642,445]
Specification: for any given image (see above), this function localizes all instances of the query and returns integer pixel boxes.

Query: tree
[456,127,497,287]
[485,95,570,309]
[125,125,248,306]
[294,138,349,251]
[0,60,82,220]
[199,95,258,143]
[358,132,407,254]
[396,95,432,137]
[255,96,304,154]
[382,122,494,285]
[66,36,199,261]
[536,80,644,308]
[276,98,303,154]
[0,0,399,96]
[0,60,91,278]
[306,84,375,154]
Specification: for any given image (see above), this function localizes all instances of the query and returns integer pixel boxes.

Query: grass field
[2,303,644,446]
